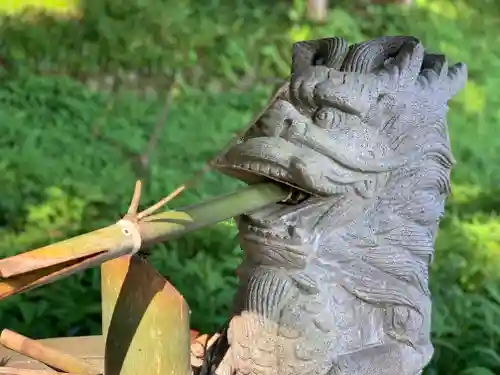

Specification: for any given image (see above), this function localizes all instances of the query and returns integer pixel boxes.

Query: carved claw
[215,351,234,375]
[214,314,282,375]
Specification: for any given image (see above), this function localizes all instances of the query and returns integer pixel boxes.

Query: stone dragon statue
[209,36,467,375]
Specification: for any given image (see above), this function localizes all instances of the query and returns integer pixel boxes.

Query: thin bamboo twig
[126,180,142,216]
[136,184,184,220]
[0,330,100,375]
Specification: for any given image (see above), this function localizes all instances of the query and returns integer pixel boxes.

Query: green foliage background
[0,0,499,374]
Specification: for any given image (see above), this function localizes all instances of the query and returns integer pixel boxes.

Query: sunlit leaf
[455,81,486,115]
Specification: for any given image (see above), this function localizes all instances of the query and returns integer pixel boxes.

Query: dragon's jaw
[214,138,311,194]
[215,133,374,198]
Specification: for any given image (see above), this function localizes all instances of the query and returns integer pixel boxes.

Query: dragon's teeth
[250,162,261,172]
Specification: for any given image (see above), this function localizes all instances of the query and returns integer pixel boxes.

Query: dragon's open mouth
[214,137,328,197]
[215,131,367,198]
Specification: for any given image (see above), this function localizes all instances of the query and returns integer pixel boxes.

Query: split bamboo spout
[0,182,291,301]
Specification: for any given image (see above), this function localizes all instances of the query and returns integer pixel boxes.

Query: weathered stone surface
[214,36,467,375]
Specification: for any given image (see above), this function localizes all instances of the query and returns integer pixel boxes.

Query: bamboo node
[116,219,142,254]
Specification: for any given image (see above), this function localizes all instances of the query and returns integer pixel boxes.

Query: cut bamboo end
[0,330,101,375]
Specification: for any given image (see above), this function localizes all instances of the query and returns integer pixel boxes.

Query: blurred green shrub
[0,1,499,374]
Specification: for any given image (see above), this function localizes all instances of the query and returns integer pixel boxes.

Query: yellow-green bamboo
[0,182,289,300]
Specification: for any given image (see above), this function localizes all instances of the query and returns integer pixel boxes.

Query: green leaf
[460,367,496,375]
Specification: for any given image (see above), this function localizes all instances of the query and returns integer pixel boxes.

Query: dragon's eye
[314,108,343,128]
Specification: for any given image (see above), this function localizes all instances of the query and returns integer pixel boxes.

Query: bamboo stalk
[136,182,289,242]
[0,367,80,374]
[0,182,290,300]
[0,330,100,375]
[101,255,191,375]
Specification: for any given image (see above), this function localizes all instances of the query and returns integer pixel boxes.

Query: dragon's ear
[417,54,467,101]
[291,37,349,74]
[445,62,468,98]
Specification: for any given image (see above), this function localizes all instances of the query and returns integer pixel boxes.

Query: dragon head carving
[216,36,465,199]
[212,36,467,375]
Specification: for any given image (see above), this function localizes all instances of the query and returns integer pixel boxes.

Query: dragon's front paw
[216,314,279,375]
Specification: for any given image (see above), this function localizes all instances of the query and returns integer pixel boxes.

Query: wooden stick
[190,334,208,359]
[190,332,221,368]
[0,330,100,375]
[0,367,80,374]
[307,0,328,22]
